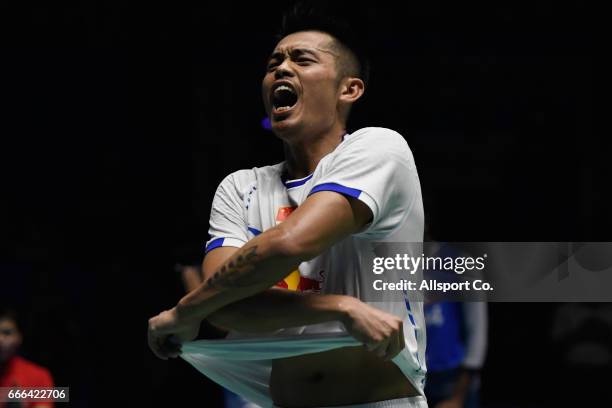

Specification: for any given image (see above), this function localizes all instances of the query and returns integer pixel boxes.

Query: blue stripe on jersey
[284,174,313,188]
[248,226,262,236]
[205,238,225,253]
[404,298,418,332]
[309,183,362,199]
[404,297,423,372]
[408,312,416,326]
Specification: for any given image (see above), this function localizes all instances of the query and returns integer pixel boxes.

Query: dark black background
[1,1,602,407]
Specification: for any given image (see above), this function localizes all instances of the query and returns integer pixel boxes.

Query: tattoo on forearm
[206,246,260,289]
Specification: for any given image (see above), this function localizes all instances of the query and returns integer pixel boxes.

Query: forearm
[176,228,303,322]
[207,289,355,333]
[175,192,370,324]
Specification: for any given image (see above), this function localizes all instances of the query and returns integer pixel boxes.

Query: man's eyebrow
[268,47,333,61]
[268,51,285,61]
[292,48,320,56]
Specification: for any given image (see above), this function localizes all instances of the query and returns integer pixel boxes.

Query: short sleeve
[309,128,419,239]
[205,173,249,253]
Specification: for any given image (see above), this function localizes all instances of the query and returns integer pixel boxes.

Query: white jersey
[205,127,427,393]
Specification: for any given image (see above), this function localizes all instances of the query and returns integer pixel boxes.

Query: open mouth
[272,84,298,115]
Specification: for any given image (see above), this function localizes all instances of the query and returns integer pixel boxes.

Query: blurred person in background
[424,300,487,408]
[422,227,487,408]
[0,308,54,408]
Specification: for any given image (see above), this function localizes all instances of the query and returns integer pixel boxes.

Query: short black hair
[0,307,20,330]
[277,1,371,87]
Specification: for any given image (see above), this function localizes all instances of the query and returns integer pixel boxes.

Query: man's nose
[274,60,294,79]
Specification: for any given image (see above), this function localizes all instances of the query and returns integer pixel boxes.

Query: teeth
[272,84,297,112]
[274,85,295,94]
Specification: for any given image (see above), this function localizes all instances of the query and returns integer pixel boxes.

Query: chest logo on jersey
[276,206,295,222]
[276,271,324,293]
[274,206,324,293]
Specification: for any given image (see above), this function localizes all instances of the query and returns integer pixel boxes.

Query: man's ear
[339,77,365,105]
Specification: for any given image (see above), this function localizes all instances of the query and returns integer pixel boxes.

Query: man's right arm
[200,246,343,332]
[201,247,405,360]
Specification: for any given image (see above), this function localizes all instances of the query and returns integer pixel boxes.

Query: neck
[282,122,346,179]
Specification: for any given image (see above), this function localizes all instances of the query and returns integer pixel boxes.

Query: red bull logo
[275,272,322,293]
[274,206,324,292]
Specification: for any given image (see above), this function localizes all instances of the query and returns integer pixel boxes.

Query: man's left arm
[147,190,372,357]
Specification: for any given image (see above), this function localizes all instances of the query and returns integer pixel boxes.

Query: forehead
[272,31,336,56]
[0,318,18,330]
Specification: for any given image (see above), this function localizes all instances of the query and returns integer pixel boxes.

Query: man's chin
[271,115,301,136]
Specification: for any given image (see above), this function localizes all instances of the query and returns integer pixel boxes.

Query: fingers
[384,325,402,361]
[148,317,168,360]
[373,333,400,361]
[347,304,406,361]
[148,321,183,360]
[366,319,405,361]
[162,335,183,358]
[148,329,168,360]
[148,332,183,360]
[371,337,390,359]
